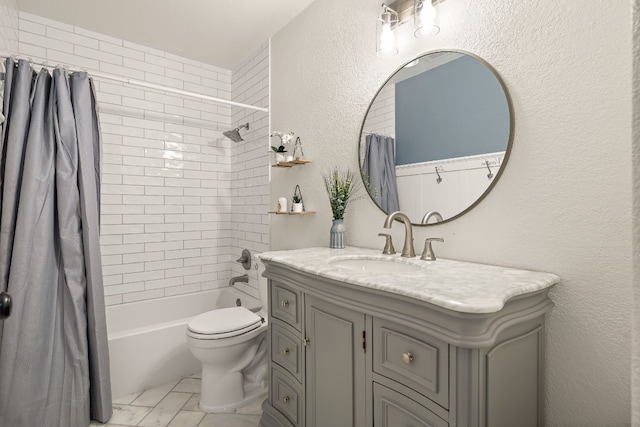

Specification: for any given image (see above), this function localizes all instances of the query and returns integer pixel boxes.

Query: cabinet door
[373,383,448,427]
[305,296,366,427]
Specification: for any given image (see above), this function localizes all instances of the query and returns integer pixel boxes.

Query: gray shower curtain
[363,133,400,213]
[0,58,112,426]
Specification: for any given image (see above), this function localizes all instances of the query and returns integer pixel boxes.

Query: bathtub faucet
[229,274,249,286]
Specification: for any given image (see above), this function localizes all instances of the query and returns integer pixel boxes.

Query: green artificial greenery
[322,168,362,220]
[292,195,302,204]
[271,145,287,153]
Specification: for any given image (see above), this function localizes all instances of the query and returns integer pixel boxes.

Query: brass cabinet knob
[281,300,290,308]
[402,352,414,364]
[283,395,291,404]
[303,338,311,347]
[283,348,290,355]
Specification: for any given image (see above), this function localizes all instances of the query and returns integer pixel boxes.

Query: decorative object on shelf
[322,168,363,249]
[271,145,287,164]
[277,197,288,213]
[292,137,311,163]
[291,185,305,213]
[270,131,295,164]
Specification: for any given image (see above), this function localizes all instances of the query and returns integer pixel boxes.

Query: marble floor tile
[138,392,192,427]
[113,390,144,405]
[172,377,201,393]
[182,393,201,412]
[131,380,180,407]
[198,413,260,427]
[103,373,262,427]
[235,398,265,416]
[109,404,153,426]
[166,410,205,427]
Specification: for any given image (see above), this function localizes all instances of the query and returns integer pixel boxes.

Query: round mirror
[359,50,514,225]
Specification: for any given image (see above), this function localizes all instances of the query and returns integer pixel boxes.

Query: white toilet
[186,265,269,413]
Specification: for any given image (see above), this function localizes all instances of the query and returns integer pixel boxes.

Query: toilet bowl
[186,305,268,412]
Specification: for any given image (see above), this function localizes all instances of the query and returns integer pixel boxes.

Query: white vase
[275,153,286,163]
[292,203,303,213]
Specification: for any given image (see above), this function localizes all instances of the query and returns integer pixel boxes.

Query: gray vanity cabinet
[259,261,554,427]
[304,296,366,427]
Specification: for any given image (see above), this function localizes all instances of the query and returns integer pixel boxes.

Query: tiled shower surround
[0,0,17,53]
[17,12,269,305]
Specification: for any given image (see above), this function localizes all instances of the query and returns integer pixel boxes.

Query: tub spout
[229,274,249,286]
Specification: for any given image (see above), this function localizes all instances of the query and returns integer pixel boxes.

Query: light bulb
[380,23,396,54]
[415,0,438,37]
[420,1,436,27]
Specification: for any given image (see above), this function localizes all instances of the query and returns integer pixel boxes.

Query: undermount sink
[329,257,424,274]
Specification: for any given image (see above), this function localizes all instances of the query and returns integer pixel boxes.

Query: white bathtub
[106,288,262,399]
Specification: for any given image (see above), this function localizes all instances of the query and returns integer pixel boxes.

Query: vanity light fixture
[377,4,399,57]
[414,0,439,37]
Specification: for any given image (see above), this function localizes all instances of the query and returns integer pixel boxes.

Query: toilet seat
[187,307,263,340]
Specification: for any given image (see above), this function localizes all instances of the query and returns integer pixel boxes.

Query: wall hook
[485,160,494,180]
[435,167,442,184]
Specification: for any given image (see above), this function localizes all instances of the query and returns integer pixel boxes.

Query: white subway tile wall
[17,12,270,305]
[229,43,270,300]
[363,83,395,138]
[0,0,18,53]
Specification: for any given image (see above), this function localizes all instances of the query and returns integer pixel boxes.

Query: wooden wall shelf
[272,158,312,168]
[268,211,316,215]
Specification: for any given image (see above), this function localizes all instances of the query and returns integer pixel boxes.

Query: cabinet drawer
[271,365,304,427]
[271,281,302,330]
[373,317,449,408]
[374,382,448,427]
[271,319,303,382]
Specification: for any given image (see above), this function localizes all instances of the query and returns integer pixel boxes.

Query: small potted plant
[270,131,295,163]
[322,168,362,248]
[271,145,287,163]
[291,194,303,213]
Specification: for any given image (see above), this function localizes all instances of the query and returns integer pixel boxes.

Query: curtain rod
[0,52,269,113]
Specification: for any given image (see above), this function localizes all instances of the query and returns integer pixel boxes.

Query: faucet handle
[421,238,444,261]
[378,233,396,255]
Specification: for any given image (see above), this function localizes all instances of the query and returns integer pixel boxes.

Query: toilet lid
[187,307,262,337]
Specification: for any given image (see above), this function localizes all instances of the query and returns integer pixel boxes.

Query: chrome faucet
[383,211,415,257]
[421,211,443,224]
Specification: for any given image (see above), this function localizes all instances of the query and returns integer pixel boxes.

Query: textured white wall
[271,0,633,425]
[0,0,18,52]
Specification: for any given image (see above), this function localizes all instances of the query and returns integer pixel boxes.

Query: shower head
[223,122,250,142]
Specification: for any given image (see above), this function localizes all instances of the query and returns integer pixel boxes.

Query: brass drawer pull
[283,348,290,355]
[281,300,290,308]
[402,352,414,364]
[283,395,291,404]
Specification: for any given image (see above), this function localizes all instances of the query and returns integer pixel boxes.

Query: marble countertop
[259,246,560,314]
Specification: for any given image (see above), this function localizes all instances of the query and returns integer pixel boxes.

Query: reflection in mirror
[360,51,513,225]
